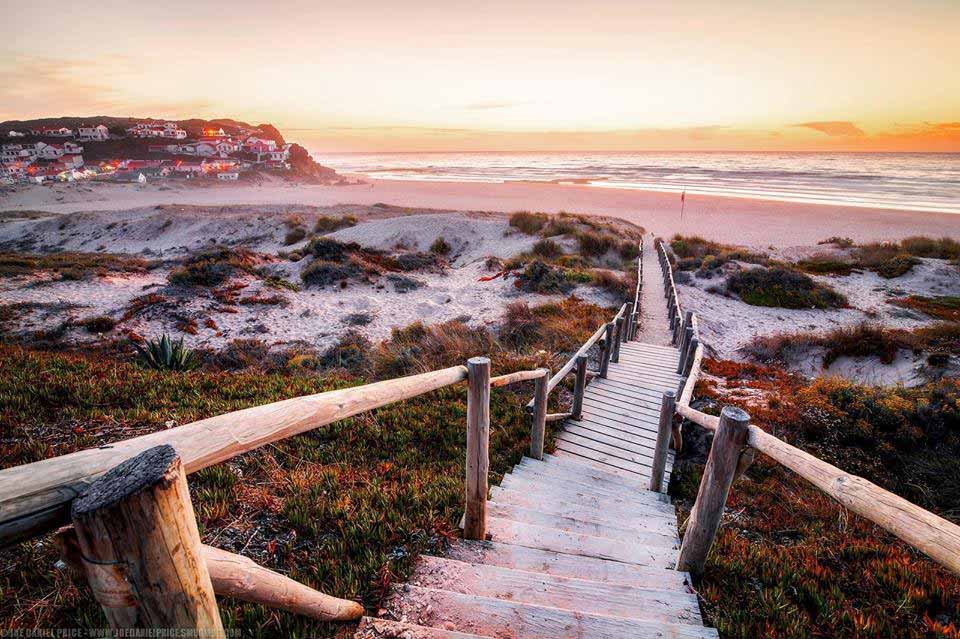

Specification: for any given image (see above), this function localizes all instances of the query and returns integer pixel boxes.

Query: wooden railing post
[611,317,624,363]
[677,325,694,374]
[599,323,614,378]
[571,354,588,420]
[676,406,751,577]
[624,303,634,342]
[682,338,699,377]
[70,445,225,635]
[464,357,491,541]
[649,391,676,493]
[530,371,548,460]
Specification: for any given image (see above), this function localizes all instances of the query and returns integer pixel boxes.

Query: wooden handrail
[656,242,960,577]
[0,365,469,546]
[490,368,548,388]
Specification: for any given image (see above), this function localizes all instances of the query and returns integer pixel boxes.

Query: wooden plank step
[518,456,648,489]
[409,556,702,625]
[581,395,663,423]
[443,539,691,591]
[484,500,678,545]
[386,586,719,639]
[508,465,672,507]
[556,432,662,468]
[484,516,678,566]
[488,487,678,526]
[540,453,659,486]
[570,416,664,445]
[622,342,680,357]
[608,362,682,383]
[560,425,662,459]
[589,378,671,400]
[552,447,668,485]
[603,371,679,390]
[499,474,674,514]
[584,386,663,410]
[355,617,491,638]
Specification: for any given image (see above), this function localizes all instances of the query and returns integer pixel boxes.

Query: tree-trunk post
[530,371,548,460]
[599,323,614,378]
[623,303,634,342]
[649,391,676,493]
[682,338,699,377]
[676,406,751,577]
[571,354,588,421]
[611,317,624,363]
[676,375,688,402]
[70,445,224,635]
[677,325,694,374]
[464,356,491,540]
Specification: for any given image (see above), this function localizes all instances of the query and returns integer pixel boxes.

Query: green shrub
[796,254,855,275]
[532,239,562,259]
[875,253,919,279]
[617,241,640,261]
[301,259,361,287]
[387,274,423,293]
[509,211,548,235]
[283,226,307,245]
[168,247,258,287]
[516,260,574,294]
[134,334,197,371]
[429,237,451,255]
[817,236,854,248]
[314,214,358,234]
[304,237,357,261]
[576,231,615,257]
[320,330,370,371]
[393,252,441,271]
[726,267,847,309]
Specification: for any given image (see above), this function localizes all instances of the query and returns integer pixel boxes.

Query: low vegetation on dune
[725,267,847,309]
[0,251,150,280]
[668,234,768,273]
[298,237,444,288]
[746,321,960,369]
[895,295,960,322]
[168,246,263,287]
[673,360,960,638]
[803,235,960,279]
[508,211,643,265]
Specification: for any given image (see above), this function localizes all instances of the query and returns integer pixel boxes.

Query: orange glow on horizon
[1,1,958,152]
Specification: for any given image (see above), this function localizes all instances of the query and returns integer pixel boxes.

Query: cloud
[792,121,866,137]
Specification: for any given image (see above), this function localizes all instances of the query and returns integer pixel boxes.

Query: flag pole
[680,189,686,221]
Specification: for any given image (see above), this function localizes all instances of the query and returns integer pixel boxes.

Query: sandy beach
[3,177,959,248]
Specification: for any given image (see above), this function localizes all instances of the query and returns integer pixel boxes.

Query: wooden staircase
[355,337,717,638]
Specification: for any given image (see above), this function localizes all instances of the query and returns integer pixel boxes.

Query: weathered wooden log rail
[653,237,960,578]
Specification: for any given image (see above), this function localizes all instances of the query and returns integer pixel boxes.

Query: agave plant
[134,333,197,371]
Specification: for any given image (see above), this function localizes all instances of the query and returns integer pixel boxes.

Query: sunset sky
[2,0,958,152]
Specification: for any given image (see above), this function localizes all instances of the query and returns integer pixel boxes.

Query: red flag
[680,191,685,203]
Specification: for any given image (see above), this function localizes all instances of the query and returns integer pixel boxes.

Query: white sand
[0,207,619,351]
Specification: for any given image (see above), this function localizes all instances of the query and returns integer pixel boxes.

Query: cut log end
[71,445,178,518]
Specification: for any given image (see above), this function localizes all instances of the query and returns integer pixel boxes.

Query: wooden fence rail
[655,238,960,578]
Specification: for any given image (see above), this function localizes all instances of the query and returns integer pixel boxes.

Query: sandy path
[635,235,674,346]
[4,178,959,248]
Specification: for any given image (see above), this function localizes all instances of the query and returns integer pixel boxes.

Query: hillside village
[1,120,294,185]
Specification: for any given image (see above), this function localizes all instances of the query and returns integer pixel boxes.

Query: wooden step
[488,487,678,526]
[485,502,678,547]
[499,475,674,514]
[558,424,662,459]
[554,441,663,479]
[386,586,719,638]
[547,449,654,481]
[517,456,648,490]
[409,556,702,625]
[484,516,678,566]
[507,465,673,508]
[539,453,657,486]
[443,539,691,591]
[355,617,490,638]
[556,432,660,468]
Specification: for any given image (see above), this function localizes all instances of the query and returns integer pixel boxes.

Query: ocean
[316,151,960,214]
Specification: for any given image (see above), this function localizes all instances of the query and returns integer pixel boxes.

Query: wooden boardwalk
[356,239,716,638]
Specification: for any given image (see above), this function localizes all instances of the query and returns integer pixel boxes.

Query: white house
[36,143,65,160]
[62,142,84,155]
[127,122,187,139]
[1,143,39,163]
[7,131,26,138]
[77,124,109,141]
[216,171,239,181]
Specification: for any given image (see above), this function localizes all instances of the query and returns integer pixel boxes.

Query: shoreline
[3,177,959,247]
